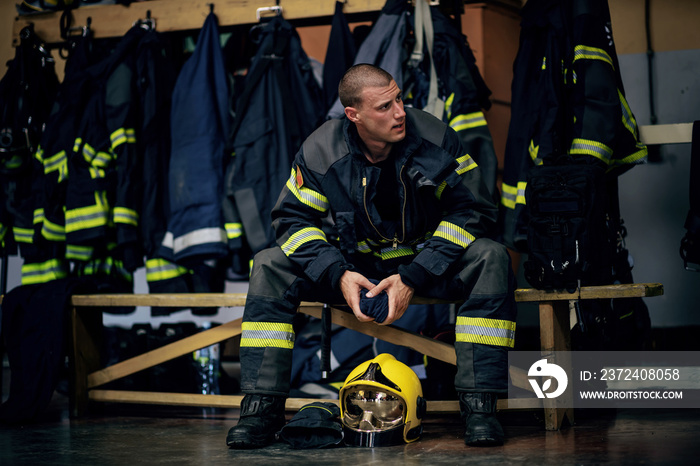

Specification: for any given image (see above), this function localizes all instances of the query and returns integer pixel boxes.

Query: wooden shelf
[13,0,387,46]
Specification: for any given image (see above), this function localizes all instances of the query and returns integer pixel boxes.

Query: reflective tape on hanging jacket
[450,111,487,132]
[500,181,527,210]
[569,138,613,165]
[21,259,69,285]
[225,222,243,240]
[455,153,477,175]
[145,258,191,282]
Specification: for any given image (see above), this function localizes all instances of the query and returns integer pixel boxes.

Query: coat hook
[208,3,214,13]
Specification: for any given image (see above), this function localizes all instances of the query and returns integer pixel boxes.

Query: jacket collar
[342,115,422,166]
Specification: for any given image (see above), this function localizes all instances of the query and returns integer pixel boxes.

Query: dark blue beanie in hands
[359,279,389,323]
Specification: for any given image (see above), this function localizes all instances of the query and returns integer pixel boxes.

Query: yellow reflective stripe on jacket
[225,222,243,239]
[356,240,372,254]
[450,111,487,132]
[573,45,613,67]
[611,143,648,167]
[81,141,113,167]
[455,316,516,348]
[145,258,190,282]
[43,150,68,182]
[78,257,133,282]
[65,205,109,232]
[111,127,136,151]
[66,244,94,261]
[435,181,447,200]
[455,153,477,175]
[434,221,475,248]
[33,208,45,225]
[13,227,34,244]
[619,89,641,138]
[114,207,139,226]
[569,138,613,164]
[281,227,327,256]
[286,168,329,212]
[42,218,65,241]
[240,322,295,349]
[529,140,543,165]
[21,259,69,285]
[373,245,417,261]
[445,92,455,120]
[65,194,110,233]
[35,145,44,163]
[501,181,527,210]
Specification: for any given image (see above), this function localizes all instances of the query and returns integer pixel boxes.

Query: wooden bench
[69,282,663,430]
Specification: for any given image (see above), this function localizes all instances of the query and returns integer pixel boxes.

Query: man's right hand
[339,270,376,322]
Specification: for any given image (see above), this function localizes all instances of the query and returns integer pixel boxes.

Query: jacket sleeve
[271,150,350,288]
[399,126,498,288]
[107,60,143,270]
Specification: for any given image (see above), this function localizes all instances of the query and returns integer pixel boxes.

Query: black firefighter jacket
[499,0,647,251]
[271,107,497,291]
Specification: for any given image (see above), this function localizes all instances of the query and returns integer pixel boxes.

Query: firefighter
[226,64,517,449]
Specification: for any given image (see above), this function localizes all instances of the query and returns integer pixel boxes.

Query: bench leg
[69,306,103,417]
[538,300,574,430]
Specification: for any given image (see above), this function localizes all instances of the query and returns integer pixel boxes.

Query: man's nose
[394,101,406,119]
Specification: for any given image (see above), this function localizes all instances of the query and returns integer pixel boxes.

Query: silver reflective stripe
[172,227,227,254]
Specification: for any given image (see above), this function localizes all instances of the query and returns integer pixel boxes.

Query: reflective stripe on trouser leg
[451,239,517,394]
[240,246,337,396]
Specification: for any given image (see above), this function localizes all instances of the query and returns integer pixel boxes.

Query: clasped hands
[339,270,414,325]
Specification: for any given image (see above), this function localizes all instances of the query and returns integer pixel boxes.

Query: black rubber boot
[459,392,504,447]
[226,394,286,449]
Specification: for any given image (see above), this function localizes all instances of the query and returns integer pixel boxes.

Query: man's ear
[345,106,360,123]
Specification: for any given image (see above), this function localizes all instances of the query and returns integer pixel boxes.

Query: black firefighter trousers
[239,238,517,397]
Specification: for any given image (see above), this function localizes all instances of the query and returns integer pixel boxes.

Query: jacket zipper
[362,165,407,249]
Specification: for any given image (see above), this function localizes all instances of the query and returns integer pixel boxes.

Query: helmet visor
[342,385,406,432]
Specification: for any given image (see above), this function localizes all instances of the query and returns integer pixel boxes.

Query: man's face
[350,79,407,146]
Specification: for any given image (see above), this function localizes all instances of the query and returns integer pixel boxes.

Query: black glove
[279,402,344,449]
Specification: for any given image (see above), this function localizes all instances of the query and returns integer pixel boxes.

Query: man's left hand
[366,274,414,325]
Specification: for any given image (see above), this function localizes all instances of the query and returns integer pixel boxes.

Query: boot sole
[464,436,504,447]
[226,431,274,449]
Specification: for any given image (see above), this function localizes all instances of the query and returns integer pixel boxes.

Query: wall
[609,0,700,327]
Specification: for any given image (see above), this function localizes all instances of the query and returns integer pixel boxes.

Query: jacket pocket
[335,212,357,255]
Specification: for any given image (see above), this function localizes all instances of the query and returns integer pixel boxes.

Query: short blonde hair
[338,64,394,109]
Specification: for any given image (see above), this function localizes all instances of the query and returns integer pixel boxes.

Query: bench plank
[515,283,663,302]
[70,282,664,308]
[300,304,456,365]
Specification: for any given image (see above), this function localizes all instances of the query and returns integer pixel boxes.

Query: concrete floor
[2,381,700,465]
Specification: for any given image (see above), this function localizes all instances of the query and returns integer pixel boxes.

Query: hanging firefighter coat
[499,0,647,251]
[407,5,499,200]
[326,0,408,119]
[0,26,59,262]
[224,15,324,256]
[164,12,231,263]
[322,0,357,114]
